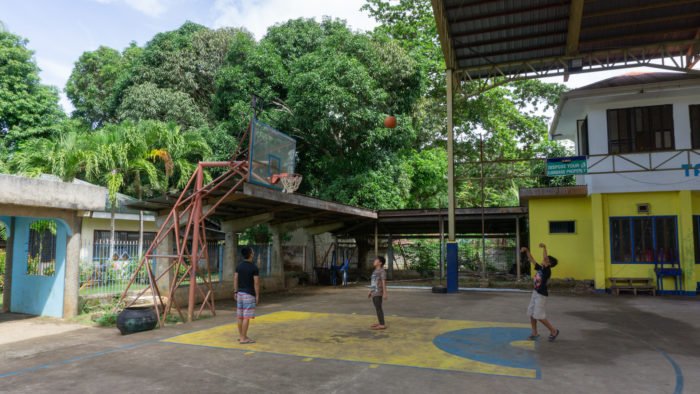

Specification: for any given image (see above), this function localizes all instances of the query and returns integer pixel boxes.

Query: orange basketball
[384,115,397,129]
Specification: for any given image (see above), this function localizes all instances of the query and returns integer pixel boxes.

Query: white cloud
[93,0,168,17]
[212,0,377,39]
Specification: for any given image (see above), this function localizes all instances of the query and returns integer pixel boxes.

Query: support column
[591,194,607,291]
[356,237,370,273]
[387,234,394,280]
[515,218,521,281]
[2,217,15,313]
[374,222,379,257]
[270,226,285,279]
[63,216,82,318]
[439,216,445,280]
[221,222,239,284]
[446,68,459,293]
[678,190,697,294]
[155,214,174,294]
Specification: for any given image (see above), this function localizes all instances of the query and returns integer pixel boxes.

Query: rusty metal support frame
[118,114,256,325]
[117,159,250,325]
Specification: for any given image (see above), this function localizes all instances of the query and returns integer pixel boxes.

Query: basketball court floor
[1,288,698,393]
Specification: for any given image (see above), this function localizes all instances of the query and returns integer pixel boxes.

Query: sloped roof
[433,0,700,80]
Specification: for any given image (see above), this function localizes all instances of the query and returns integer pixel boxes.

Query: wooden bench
[610,277,656,296]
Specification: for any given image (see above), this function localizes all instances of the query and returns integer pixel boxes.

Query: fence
[458,238,521,278]
[80,240,224,297]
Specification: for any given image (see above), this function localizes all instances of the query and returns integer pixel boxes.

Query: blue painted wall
[10,217,69,318]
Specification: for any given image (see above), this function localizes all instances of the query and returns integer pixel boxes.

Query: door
[11,217,67,317]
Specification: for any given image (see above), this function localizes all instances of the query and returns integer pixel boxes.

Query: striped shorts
[236,292,256,320]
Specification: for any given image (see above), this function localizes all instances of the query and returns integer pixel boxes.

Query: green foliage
[10,120,210,199]
[3,5,576,213]
[0,30,65,146]
[65,46,126,127]
[402,240,439,277]
[118,82,207,129]
[96,312,118,327]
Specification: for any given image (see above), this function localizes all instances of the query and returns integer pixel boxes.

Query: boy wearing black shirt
[521,243,560,342]
[234,247,260,344]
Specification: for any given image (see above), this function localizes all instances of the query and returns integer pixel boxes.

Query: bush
[403,240,439,278]
[96,312,118,327]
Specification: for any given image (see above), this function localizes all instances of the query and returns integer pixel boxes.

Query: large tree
[363,0,571,207]
[215,18,424,209]
[0,30,64,147]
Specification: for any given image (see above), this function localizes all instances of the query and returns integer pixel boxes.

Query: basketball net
[279,173,303,193]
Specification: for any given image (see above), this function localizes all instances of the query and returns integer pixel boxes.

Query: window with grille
[607,105,674,154]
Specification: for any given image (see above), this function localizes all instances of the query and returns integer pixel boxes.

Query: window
[690,105,700,149]
[549,221,576,234]
[577,118,589,156]
[610,216,678,264]
[607,105,674,154]
[27,220,57,276]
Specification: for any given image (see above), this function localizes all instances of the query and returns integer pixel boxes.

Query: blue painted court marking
[659,350,684,394]
[433,327,540,374]
[0,340,156,380]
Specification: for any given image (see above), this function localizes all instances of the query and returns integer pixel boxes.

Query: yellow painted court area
[164,311,538,378]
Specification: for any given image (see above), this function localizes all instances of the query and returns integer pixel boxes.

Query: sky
[0,0,664,114]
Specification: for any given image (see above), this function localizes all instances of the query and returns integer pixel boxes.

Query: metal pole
[188,166,203,322]
[138,210,144,259]
[447,69,456,242]
[445,68,459,293]
[387,234,394,280]
[515,218,521,281]
[439,215,445,281]
[480,134,486,279]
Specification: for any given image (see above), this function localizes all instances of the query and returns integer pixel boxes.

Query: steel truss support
[457,40,700,95]
[118,160,250,325]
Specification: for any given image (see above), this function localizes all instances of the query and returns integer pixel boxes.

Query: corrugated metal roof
[434,0,700,79]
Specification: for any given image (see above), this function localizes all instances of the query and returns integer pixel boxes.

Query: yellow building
[522,73,700,295]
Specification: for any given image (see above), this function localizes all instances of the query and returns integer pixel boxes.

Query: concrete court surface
[1,287,698,394]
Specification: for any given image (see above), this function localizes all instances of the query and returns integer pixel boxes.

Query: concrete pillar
[270,226,285,279]
[591,194,607,291]
[221,223,238,283]
[63,216,82,318]
[678,190,697,294]
[2,217,15,313]
[356,237,369,273]
[387,234,394,279]
[155,214,174,294]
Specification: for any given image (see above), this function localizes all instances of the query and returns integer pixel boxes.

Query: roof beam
[431,0,457,69]
[458,43,563,62]
[566,0,584,56]
[454,29,568,50]
[583,12,700,34]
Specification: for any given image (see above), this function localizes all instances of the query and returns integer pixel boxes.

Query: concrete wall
[528,196,594,281]
[0,174,105,211]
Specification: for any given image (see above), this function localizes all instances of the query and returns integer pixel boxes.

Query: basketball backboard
[248,119,297,190]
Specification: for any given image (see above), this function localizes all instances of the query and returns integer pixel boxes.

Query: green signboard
[546,156,587,176]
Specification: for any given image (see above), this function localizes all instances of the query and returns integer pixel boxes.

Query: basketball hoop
[279,173,303,193]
